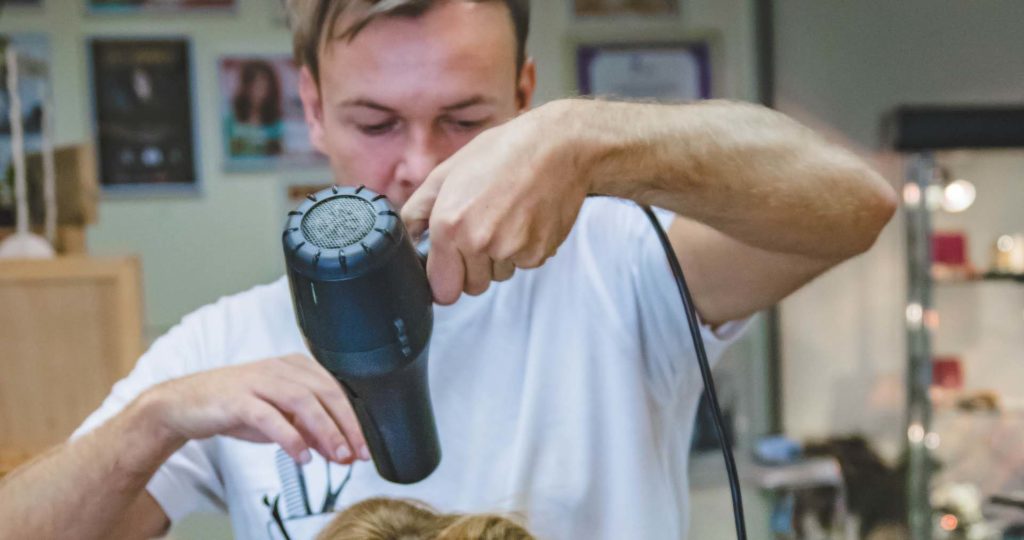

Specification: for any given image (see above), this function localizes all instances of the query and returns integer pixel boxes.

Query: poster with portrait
[573,0,678,17]
[218,54,325,171]
[89,38,198,192]
[87,0,234,13]
[577,42,710,101]
[0,34,50,226]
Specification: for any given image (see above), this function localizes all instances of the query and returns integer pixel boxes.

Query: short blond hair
[288,0,530,84]
[316,497,535,540]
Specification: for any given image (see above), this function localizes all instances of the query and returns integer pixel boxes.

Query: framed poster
[87,0,234,13]
[218,55,325,171]
[0,34,50,226]
[577,42,710,101]
[89,38,198,193]
[573,0,678,17]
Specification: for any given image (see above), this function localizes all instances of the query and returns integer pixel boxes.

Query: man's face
[300,1,535,207]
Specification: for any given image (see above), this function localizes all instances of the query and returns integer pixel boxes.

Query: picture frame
[1,34,51,226]
[577,42,711,101]
[88,37,200,194]
[86,0,235,14]
[218,54,326,172]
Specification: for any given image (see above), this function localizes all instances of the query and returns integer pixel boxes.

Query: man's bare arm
[578,99,898,324]
[0,395,176,539]
[0,354,367,539]
[401,98,896,316]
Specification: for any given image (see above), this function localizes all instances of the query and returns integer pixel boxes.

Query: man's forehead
[318,2,519,100]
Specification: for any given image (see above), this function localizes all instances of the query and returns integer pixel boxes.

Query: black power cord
[640,204,748,540]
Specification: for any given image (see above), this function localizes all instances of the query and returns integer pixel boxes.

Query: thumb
[400,167,446,239]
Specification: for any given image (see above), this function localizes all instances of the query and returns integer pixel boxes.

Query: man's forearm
[0,393,182,539]
[559,98,896,260]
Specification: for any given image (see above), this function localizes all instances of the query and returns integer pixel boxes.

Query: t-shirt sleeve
[577,197,750,402]
[634,206,750,399]
[70,302,230,521]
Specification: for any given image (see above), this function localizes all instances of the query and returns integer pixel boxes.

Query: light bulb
[942,179,976,213]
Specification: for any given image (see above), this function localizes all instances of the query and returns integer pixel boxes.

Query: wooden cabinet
[0,256,142,475]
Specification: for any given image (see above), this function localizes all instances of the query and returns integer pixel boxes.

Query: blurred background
[1,0,1023,538]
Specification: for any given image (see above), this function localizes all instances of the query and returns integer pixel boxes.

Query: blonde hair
[287,0,530,84]
[316,498,536,540]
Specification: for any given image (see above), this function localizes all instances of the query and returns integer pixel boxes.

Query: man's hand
[401,102,592,305]
[148,354,367,464]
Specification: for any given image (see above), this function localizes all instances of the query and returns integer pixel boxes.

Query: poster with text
[573,0,678,17]
[88,0,234,13]
[218,55,325,171]
[90,38,198,192]
[0,34,50,226]
[577,42,710,101]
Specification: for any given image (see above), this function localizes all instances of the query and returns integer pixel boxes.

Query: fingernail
[299,449,312,464]
[359,445,371,461]
[335,445,352,462]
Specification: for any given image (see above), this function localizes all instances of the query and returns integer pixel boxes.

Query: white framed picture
[577,42,710,101]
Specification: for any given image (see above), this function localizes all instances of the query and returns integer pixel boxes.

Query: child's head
[317,497,535,540]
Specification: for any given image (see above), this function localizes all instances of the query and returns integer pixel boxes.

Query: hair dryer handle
[341,348,441,484]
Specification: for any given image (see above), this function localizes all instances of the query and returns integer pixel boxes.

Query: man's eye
[358,121,397,136]
[447,118,487,132]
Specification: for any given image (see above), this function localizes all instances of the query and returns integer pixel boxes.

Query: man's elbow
[845,169,899,257]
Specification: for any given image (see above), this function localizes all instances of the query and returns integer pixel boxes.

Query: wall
[774,0,1024,458]
[1,1,763,538]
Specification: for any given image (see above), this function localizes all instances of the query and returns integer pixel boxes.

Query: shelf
[935,272,1024,285]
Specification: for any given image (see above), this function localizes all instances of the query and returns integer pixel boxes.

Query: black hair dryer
[282,185,440,484]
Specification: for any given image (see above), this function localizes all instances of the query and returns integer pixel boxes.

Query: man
[0,1,897,539]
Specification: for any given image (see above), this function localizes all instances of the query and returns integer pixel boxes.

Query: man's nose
[395,128,447,193]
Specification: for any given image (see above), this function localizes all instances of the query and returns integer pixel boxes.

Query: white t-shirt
[73,197,747,540]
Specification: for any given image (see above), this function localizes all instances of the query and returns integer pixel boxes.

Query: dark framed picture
[577,42,710,101]
[218,55,325,171]
[573,0,678,17]
[89,37,198,193]
[1,34,51,225]
[87,0,234,13]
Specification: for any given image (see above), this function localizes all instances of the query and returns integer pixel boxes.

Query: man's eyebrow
[440,96,494,111]
[337,99,395,113]
[336,96,495,112]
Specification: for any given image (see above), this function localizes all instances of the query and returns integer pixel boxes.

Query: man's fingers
[278,357,366,462]
[401,167,447,239]
[244,399,310,464]
[254,380,347,464]
[462,249,493,296]
[426,228,466,305]
[493,259,515,282]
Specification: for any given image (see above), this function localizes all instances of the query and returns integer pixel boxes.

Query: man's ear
[515,57,536,113]
[298,65,328,154]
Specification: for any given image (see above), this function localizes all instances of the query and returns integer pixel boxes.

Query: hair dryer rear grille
[302,196,376,249]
